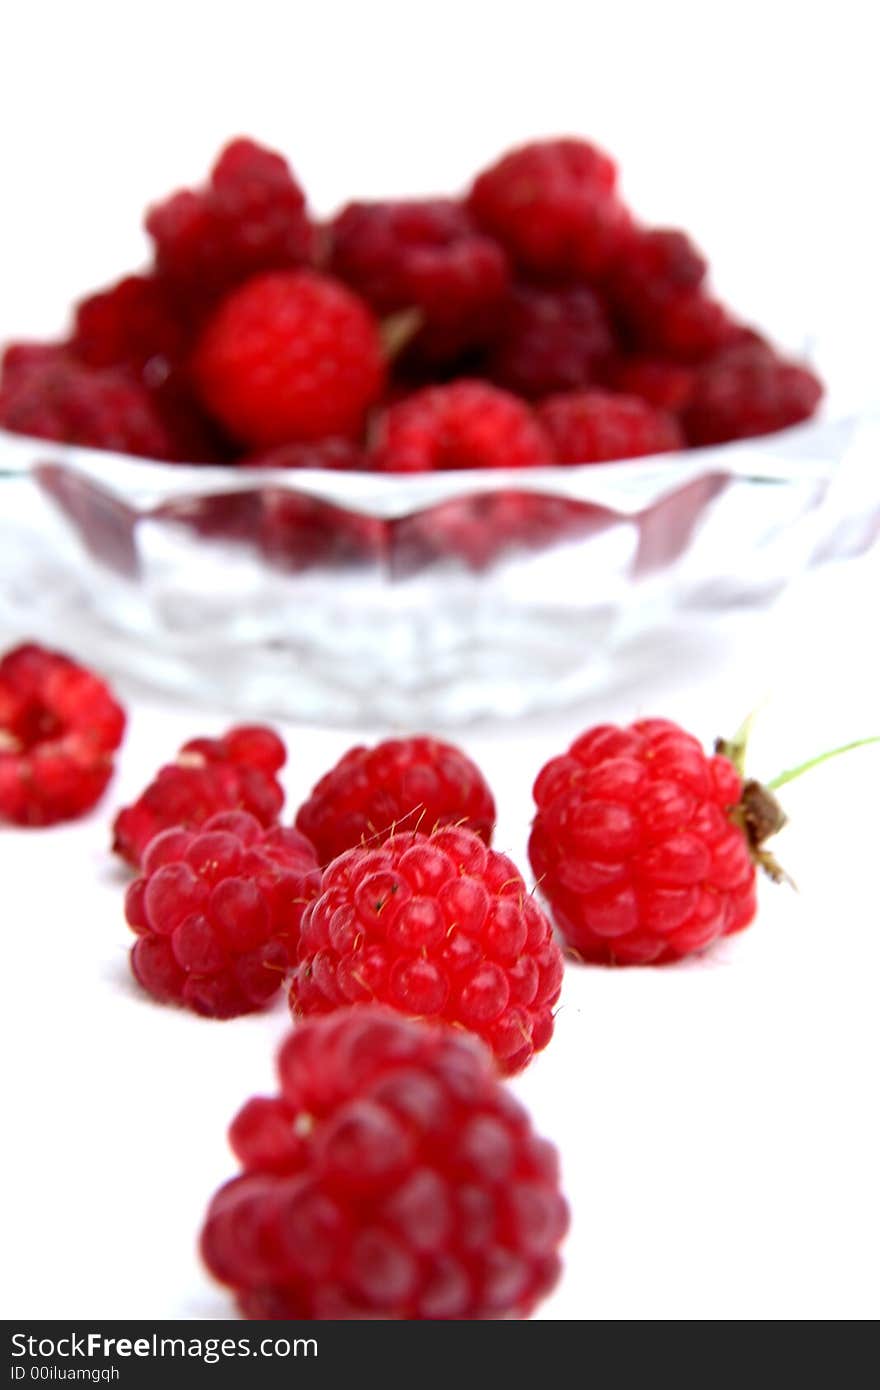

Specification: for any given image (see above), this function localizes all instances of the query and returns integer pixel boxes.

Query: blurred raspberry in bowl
[1,133,869,724]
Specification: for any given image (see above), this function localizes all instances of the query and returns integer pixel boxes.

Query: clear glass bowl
[1,414,878,723]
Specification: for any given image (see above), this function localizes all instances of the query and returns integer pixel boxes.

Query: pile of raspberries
[2,639,812,1319]
[1,137,822,479]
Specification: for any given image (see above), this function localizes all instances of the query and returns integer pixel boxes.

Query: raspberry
[242,437,366,470]
[606,228,743,363]
[610,227,708,299]
[538,388,683,463]
[371,380,553,473]
[201,1008,569,1318]
[112,724,286,869]
[681,342,824,446]
[486,282,615,398]
[126,810,320,1017]
[193,270,386,448]
[529,718,773,964]
[295,736,496,864]
[468,138,631,278]
[146,138,314,310]
[1,342,69,380]
[0,347,176,459]
[604,356,697,414]
[69,275,228,462]
[0,643,125,826]
[329,199,509,361]
[289,825,562,1074]
[71,274,190,375]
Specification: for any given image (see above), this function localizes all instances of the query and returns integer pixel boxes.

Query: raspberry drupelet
[468,137,631,278]
[112,724,286,869]
[538,388,684,463]
[294,735,496,865]
[126,809,320,1018]
[328,199,510,362]
[370,380,553,472]
[193,270,386,448]
[289,825,563,1074]
[528,717,791,964]
[200,1007,569,1318]
[0,643,126,826]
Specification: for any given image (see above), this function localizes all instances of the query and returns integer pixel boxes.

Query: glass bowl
[1,413,878,723]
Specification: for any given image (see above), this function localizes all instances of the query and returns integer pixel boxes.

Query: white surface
[2,0,879,1322]
[1,551,879,1322]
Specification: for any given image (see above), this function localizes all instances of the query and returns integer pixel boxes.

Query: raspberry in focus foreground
[193,270,386,448]
[294,735,496,864]
[126,810,320,1018]
[371,380,553,472]
[289,825,563,1074]
[529,718,765,964]
[201,1007,569,1318]
[468,138,631,278]
[112,724,286,869]
[0,643,125,826]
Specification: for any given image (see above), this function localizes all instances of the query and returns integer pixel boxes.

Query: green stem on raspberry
[765,736,880,791]
[716,708,761,776]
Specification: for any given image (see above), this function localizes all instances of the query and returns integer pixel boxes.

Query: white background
[2,0,879,1321]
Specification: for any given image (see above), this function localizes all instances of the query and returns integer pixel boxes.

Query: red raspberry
[0,347,176,459]
[295,736,496,864]
[193,270,386,448]
[468,138,631,278]
[242,437,366,470]
[606,228,742,363]
[289,826,562,1074]
[1,342,69,380]
[610,227,708,299]
[0,643,125,826]
[126,809,320,1018]
[201,1008,569,1319]
[371,380,553,473]
[146,138,314,310]
[329,199,509,362]
[538,388,683,463]
[604,356,697,414]
[71,274,190,375]
[529,718,775,964]
[486,282,615,398]
[112,724,286,869]
[69,275,228,463]
[682,342,824,446]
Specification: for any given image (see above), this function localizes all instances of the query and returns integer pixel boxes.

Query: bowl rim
[0,413,860,519]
